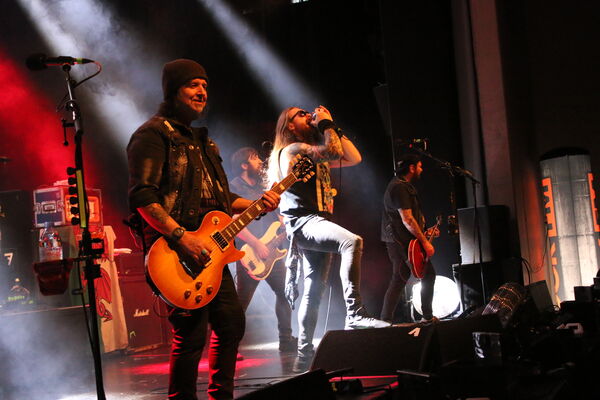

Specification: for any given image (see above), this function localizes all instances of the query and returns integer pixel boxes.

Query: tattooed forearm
[324,128,343,159]
[400,209,427,243]
[145,203,170,225]
[137,203,179,236]
[286,130,343,163]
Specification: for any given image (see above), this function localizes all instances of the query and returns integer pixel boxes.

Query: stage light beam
[198,0,319,109]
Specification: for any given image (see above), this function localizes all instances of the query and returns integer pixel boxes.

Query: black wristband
[317,119,338,135]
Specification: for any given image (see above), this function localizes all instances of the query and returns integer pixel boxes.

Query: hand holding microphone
[310,105,333,128]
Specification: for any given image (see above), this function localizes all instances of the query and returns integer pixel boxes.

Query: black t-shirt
[381,176,424,244]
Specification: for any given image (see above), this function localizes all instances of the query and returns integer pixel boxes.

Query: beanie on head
[162,59,208,100]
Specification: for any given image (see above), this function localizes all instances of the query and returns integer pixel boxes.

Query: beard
[248,165,265,183]
[300,125,321,145]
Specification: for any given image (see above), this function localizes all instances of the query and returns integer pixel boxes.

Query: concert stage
[1,305,598,400]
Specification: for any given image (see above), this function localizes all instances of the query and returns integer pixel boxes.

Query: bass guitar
[408,215,442,279]
[240,221,287,280]
[146,155,314,310]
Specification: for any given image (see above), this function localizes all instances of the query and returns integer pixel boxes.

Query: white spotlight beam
[198,0,319,109]
[17,0,161,148]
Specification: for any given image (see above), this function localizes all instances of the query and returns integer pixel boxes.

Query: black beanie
[162,59,208,100]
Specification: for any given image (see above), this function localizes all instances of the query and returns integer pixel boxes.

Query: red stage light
[0,49,74,190]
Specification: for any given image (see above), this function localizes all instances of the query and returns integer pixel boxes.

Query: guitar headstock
[290,154,315,183]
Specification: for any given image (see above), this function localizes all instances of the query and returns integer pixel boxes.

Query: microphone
[25,53,94,71]
[395,138,429,150]
[411,138,428,144]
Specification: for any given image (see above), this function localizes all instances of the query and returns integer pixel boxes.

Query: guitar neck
[219,173,296,242]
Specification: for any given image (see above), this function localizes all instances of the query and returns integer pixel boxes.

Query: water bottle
[38,222,63,262]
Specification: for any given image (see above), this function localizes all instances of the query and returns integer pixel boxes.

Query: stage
[1,303,599,400]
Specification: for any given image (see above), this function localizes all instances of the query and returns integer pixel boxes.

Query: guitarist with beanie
[127,59,280,400]
[380,154,439,324]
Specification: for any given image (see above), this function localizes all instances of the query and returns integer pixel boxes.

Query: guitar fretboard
[218,172,297,244]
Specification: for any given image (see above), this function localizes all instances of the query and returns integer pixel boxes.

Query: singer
[266,106,390,373]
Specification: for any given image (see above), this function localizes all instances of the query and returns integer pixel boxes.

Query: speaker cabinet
[453,259,523,310]
[0,190,34,302]
[312,315,502,377]
[237,368,335,400]
[458,205,510,264]
[119,274,169,352]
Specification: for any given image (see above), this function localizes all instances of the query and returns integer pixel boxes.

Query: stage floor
[102,341,308,400]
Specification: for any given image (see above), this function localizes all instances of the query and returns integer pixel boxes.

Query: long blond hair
[265,107,298,186]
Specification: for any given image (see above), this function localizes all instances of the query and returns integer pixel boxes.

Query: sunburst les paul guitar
[146,155,314,310]
[408,215,442,279]
[240,221,287,281]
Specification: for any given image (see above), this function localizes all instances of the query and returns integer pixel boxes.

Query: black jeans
[167,267,245,400]
[380,241,436,321]
[235,259,293,342]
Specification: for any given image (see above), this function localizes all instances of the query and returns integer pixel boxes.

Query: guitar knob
[195,281,202,290]
[184,290,191,299]
[195,295,202,303]
[206,286,214,295]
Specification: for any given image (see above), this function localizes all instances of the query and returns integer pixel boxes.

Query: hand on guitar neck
[421,225,440,259]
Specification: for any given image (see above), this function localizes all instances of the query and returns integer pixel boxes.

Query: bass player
[229,147,297,354]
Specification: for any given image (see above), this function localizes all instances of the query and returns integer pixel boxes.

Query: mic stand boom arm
[408,147,487,309]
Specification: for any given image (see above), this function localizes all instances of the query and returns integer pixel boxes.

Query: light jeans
[289,216,364,357]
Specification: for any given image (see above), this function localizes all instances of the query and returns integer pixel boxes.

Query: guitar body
[407,216,442,280]
[146,210,245,310]
[240,221,287,280]
[145,154,315,310]
[408,239,427,279]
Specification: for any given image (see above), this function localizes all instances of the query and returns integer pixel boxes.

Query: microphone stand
[406,146,484,313]
[61,64,106,400]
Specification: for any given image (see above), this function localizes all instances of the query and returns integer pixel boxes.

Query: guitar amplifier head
[115,252,146,276]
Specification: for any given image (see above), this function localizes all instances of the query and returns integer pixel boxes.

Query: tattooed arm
[311,105,361,168]
[138,203,213,263]
[280,106,362,173]
[399,208,435,258]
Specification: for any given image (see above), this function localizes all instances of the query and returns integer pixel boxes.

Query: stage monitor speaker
[457,205,510,264]
[237,368,335,400]
[311,324,436,376]
[312,315,502,377]
[119,274,169,352]
[429,314,502,367]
